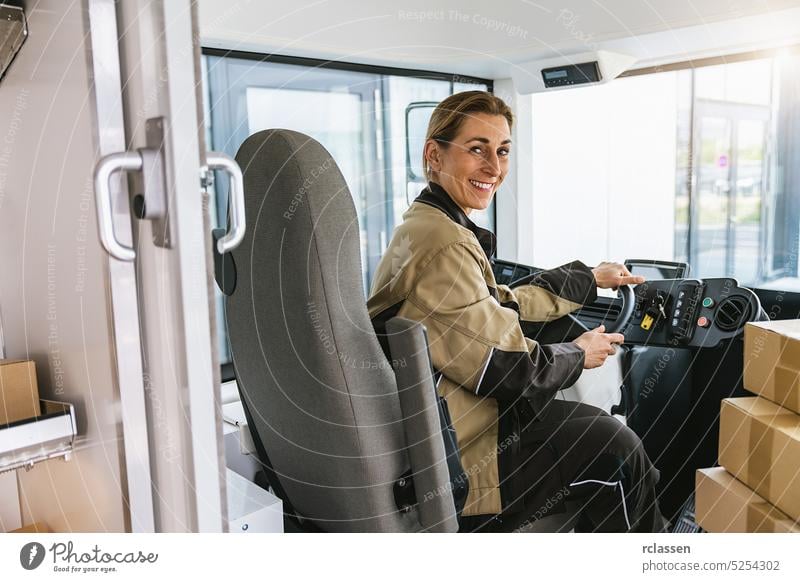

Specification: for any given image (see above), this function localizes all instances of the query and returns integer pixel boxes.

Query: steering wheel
[509,275,635,335]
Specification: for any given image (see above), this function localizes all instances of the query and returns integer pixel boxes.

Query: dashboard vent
[715,296,751,332]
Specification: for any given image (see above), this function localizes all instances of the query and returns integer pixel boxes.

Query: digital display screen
[544,70,568,80]
[627,264,683,281]
[542,62,602,87]
[494,264,521,285]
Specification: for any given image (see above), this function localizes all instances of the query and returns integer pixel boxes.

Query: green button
[702,297,714,308]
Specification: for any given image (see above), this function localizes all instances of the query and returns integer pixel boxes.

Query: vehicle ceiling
[199,0,800,77]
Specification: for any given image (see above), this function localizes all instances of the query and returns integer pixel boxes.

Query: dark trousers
[460,399,670,533]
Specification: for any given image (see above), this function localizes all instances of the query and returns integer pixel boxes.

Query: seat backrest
[227,129,421,532]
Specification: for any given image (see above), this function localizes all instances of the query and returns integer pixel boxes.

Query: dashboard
[493,259,538,287]
[624,277,765,348]
[492,258,766,349]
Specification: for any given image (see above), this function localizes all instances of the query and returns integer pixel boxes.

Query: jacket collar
[415,181,497,259]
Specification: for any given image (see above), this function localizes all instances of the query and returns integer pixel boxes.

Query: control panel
[541,61,602,88]
[623,278,765,348]
[492,258,537,286]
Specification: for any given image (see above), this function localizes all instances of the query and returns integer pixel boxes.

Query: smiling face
[424,112,512,215]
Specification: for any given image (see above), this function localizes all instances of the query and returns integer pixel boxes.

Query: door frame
[691,99,771,282]
[86,0,156,533]
[112,0,227,532]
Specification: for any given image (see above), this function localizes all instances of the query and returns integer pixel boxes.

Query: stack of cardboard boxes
[0,359,41,425]
[695,320,800,533]
[1,358,48,533]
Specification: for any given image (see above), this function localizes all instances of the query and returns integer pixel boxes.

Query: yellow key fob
[640,314,654,331]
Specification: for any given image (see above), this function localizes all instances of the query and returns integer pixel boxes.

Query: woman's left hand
[591,261,645,289]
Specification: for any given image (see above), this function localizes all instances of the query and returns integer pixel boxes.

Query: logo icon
[20,542,46,570]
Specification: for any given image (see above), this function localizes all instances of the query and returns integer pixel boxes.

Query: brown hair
[423,91,514,181]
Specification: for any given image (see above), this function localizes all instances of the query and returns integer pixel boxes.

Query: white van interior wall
[528,73,678,268]
[0,472,21,531]
[493,78,531,263]
[0,0,127,531]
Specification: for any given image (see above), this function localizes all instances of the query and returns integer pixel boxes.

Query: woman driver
[367,91,668,532]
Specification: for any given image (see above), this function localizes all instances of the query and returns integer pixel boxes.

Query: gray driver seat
[225,129,459,532]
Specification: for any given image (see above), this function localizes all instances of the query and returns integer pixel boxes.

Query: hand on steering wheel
[591,261,645,289]
[562,284,635,335]
[573,324,625,369]
[509,267,636,336]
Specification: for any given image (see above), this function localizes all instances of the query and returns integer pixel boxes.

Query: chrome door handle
[94,151,143,261]
[206,152,246,254]
[95,150,245,259]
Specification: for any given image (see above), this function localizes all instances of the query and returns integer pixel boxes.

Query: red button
[697,316,709,328]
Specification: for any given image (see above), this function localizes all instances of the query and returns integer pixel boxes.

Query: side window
[202,53,490,365]
[403,101,496,232]
[403,101,438,217]
[528,55,800,292]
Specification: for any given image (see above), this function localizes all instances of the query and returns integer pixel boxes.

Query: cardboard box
[696,467,800,533]
[10,522,52,533]
[719,396,800,521]
[0,360,41,425]
[744,320,800,414]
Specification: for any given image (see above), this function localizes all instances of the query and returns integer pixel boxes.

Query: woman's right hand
[573,325,625,369]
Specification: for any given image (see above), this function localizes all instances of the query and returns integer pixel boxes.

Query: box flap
[722,397,800,438]
[696,467,800,533]
[0,359,30,367]
[747,320,800,340]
